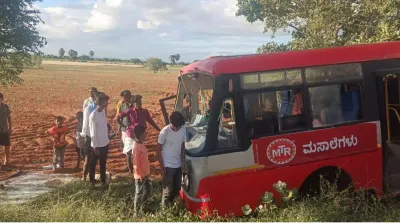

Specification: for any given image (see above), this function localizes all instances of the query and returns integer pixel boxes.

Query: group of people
[44,87,187,215]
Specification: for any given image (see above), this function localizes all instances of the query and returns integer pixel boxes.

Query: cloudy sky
[37,0,291,62]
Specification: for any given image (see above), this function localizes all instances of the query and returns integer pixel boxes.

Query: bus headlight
[182,173,190,191]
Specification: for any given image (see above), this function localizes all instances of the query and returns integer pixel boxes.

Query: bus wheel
[298,166,353,197]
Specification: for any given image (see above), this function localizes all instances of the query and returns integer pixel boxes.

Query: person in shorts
[114,90,132,153]
[0,93,12,166]
[118,95,160,174]
[156,111,186,208]
[133,125,152,216]
[46,116,69,170]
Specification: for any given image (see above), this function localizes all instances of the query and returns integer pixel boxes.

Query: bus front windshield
[175,73,214,154]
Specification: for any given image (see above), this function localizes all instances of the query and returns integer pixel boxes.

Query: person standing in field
[0,93,12,166]
[114,90,132,153]
[81,91,105,180]
[133,95,161,131]
[75,111,84,169]
[46,116,69,171]
[89,93,110,187]
[83,87,98,110]
[132,125,152,216]
[156,111,186,208]
[117,95,161,174]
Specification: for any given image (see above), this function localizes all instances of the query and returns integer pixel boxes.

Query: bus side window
[244,90,305,138]
[309,83,362,127]
[217,99,239,149]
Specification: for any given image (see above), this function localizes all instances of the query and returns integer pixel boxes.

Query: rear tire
[298,166,353,197]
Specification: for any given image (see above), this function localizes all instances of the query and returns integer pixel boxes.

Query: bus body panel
[182,149,382,217]
[181,122,382,216]
[253,122,379,169]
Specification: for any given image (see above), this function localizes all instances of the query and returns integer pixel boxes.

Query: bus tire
[298,166,353,197]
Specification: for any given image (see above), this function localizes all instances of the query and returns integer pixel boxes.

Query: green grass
[1,177,400,222]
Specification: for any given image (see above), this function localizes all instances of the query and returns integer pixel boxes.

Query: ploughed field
[0,63,179,180]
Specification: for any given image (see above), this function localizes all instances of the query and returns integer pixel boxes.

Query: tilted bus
[159,41,400,216]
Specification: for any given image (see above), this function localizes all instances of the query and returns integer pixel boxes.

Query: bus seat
[341,90,359,122]
[281,114,306,131]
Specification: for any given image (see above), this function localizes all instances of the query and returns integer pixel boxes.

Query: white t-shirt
[89,110,110,148]
[158,125,186,168]
[81,106,92,137]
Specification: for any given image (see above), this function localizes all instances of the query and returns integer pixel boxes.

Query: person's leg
[171,168,182,202]
[59,147,65,168]
[120,130,125,152]
[3,133,10,165]
[76,147,81,169]
[83,149,91,180]
[53,148,59,169]
[161,168,175,208]
[89,152,99,184]
[142,178,151,204]
[99,145,109,184]
[134,179,144,215]
[4,146,10,165]
[127,150,133,174]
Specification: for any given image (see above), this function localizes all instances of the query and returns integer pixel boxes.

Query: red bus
[159,41,400,217]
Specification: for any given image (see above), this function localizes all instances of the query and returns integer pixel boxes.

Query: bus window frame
[308,80,365,130]
[187,62,372,158]
[215,97,241,151]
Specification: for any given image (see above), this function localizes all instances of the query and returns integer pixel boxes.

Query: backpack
[76,132,87,149]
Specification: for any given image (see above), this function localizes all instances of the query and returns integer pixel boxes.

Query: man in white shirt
[88,93,110,187]
[83,87,97,110]
[156,111,186,208]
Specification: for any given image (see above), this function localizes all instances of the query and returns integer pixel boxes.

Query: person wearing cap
[83,87,98,111]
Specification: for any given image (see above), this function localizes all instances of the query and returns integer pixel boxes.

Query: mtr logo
[266,138,296,165]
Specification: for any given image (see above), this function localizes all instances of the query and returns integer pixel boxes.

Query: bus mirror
[229,79,233,92]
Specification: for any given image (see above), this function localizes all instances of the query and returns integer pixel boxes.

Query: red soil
[0,65,179,180]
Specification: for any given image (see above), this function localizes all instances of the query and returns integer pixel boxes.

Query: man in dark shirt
[0,93,12,166]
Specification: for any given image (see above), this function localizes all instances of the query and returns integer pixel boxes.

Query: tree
[78,55,91,61]
[59,48,65,58]
[147,57,168,73]
[169,54,181,66]
[130,58,142,64]
[236,0,400,53]
[68,49,78,60]
[89,50,94,59]
[0,0,47,86]
[256,42,292,54]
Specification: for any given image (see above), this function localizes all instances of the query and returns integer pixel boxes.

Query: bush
[146,57,168,73]
[1,177,400,221]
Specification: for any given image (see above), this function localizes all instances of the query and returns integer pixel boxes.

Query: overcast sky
[37,0,291,62]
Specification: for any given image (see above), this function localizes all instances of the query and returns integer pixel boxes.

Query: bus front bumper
[180,189,211,217]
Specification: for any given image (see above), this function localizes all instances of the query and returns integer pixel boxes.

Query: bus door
[376,71,400,193]
[159,95,177,125]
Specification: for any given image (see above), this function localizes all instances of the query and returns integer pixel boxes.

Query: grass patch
[1,177,400,222]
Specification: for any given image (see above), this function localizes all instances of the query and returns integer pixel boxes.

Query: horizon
[36,0,291,63]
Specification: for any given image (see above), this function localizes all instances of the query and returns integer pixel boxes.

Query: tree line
[41,48,189,66]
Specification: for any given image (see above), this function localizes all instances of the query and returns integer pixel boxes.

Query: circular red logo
[267,139,296,165]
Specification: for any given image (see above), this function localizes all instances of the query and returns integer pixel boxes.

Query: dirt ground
[0,63,180,180]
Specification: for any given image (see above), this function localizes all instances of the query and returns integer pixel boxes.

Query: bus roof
[181,41,400,77]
